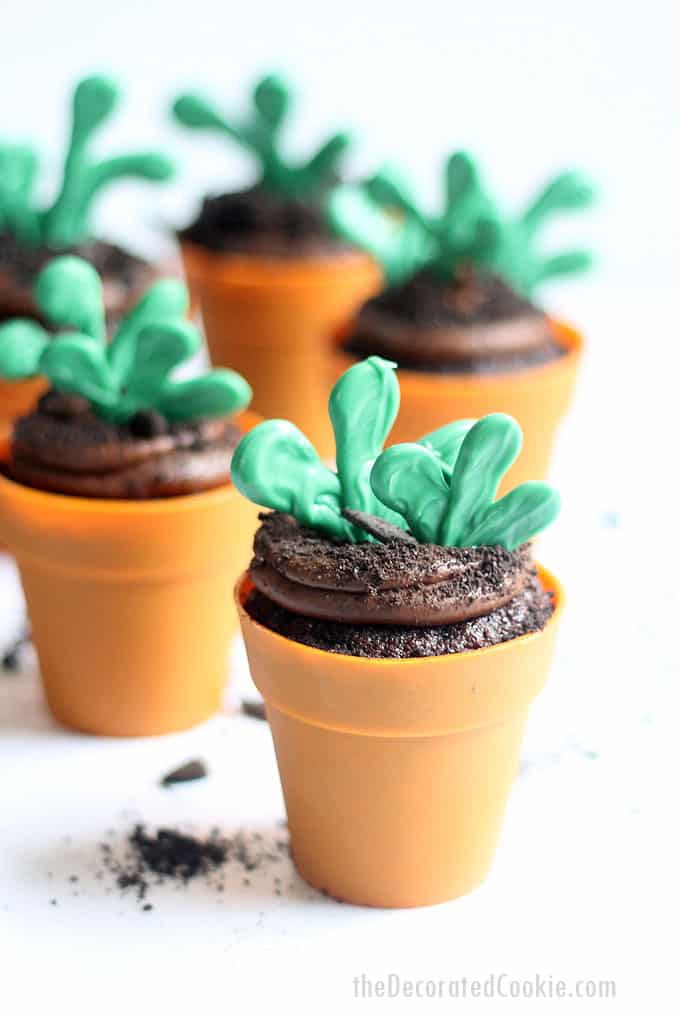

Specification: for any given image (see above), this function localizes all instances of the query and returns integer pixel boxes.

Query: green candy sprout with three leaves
[172,73,351,203]
[328,151,596,296]
[0,75,175,250]
[0,256,251,424]
[231,357,560,550]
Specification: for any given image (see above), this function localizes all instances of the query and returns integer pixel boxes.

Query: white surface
[1,3,679,1014]
[1,287,678,1018]
[1,0,679,291]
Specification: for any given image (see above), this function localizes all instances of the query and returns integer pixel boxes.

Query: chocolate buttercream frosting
[344,267,566,374]
[249,512,538,628]
[0,233,156,326]
[7,391,242,499]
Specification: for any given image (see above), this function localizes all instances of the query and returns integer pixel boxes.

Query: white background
[1,2,679,1018]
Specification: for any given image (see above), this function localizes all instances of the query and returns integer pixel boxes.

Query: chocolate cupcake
[0,256,257,737]
[231,356,564,907]
[327,154,595,488]
[171,73,380,456]
[0,74,175,327]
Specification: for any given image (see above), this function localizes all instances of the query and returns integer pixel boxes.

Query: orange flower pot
[237,568,563,908]
[181,242,382,458]
[0,412,260,737]
[333,320,582,493]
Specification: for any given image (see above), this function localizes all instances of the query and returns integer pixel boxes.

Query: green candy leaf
[39,333,117,409]
[42,75,172,249]
[108,278,189,383]
[253,74,291,132]
[231,420,350,539]
[34,256,105,340]
[463,482,561,550]
[0,144,41,245]
[0,254,251,427]
[125,321,201,396]
[156,370,252,422]
[172,94,238,135]
[71,75,118,135]
[329,355,402,533]
[439,414,522,546]
[173,72,351,204]
[370,443,450,543]
[417,419,475,480]
[0,320,50,379]
[536,250,594,284]
[327,185,429,286]
[329,153,595,296]
[444,151,479,212]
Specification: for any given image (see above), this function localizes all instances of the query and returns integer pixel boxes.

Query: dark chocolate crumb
[160,759,208,786]
[2,621,31,672]
[242,700,267,722]
[129,409,169,439]
[342,508,417,545]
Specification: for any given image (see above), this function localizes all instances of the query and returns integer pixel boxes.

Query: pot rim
[236,563,564,668]
[180,239,382,289]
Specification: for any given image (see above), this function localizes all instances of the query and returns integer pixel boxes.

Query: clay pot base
[237,568,563,907]
[0,411,261,737]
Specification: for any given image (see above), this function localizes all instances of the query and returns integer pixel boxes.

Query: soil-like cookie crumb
[1,621,31,672]
[250,512,537,630]
[242,700,267,721]
[345,266,566,374]
[98,824,292,908]
[179,186,350,257]
[160,759,208,786]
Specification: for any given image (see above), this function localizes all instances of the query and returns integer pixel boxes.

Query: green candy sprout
[371,414,560,549]
[172,73,351,202]
[0,75,175,250]
[0,256,251,424]
[231,357,560,550]
[328,152,596,295]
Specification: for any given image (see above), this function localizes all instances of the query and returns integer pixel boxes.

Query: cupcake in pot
[0,256,257,737]
[232,355,563,907]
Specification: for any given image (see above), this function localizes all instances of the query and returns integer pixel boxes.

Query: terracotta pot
[0,377,48,447]
[333,320,582,493]
[181,242,382,458]
[0,412,260,737]
[237,567,563,908]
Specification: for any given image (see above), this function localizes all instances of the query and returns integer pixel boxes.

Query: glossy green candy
[231,358,560,549]
[173,73,351,202]
[232,356,407,542]
[0,255,251,425]
[372,413,561,550]
[0,75,174,251]
[328,150,596,295]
